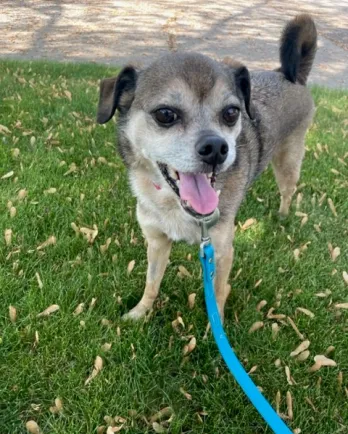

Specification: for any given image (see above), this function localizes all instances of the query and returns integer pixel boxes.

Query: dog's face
[97,53,254,218]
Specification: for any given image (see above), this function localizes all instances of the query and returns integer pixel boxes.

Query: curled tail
[280,14,317,85]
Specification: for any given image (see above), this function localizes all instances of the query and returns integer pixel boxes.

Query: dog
[97,14,317,321]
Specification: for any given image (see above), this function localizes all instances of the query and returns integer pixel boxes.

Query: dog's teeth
[217,190,221,197]
[208,172,213,178]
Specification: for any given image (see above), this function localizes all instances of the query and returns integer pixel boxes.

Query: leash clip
[199,208,220,257]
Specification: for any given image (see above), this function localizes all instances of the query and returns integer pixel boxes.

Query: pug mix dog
[97,15,317,321]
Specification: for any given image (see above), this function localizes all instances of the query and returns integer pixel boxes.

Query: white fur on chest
[129,170,201,244]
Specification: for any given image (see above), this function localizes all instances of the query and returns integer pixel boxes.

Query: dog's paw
[122,305,147,321]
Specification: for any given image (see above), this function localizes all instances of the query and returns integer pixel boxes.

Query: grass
[0,59,347,434]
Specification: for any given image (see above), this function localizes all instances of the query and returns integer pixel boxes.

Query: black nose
[195,135,229,166]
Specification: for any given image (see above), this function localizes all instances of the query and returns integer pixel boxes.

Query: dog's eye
[222,106,240,126]
[153,108,178,126]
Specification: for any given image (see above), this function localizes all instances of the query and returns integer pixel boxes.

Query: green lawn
[0,59,347,434]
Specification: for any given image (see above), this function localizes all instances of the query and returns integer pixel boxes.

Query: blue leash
[199,211,292,434]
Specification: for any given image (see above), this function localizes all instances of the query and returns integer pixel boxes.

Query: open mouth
[158,163,221,218]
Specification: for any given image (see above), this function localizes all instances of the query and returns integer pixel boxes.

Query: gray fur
[96,15,317,320]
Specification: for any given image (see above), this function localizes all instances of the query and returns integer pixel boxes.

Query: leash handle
[200,242,292,434]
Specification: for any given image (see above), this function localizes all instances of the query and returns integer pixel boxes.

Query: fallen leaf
[150,407,174,423]
[152,422,166,433]
[101,343,112,351]
[334,303,348,309]
[308,362,322,372]
[35,272,43,289]
[296,307,315,318]
[287,317,304,340]
[100,238,112,254]
[285,366,294,385]
[18,189,28,200]
[9,305,17,323]
[37,304,60,317]
[286,391,293,420]
[4,228,12,246]
[73,303,84,316]
[315,289,331,298]
[327,198,337,217]
[64,90,72,101]
[330,247,341,262]
[188,293,196,309]
[254,278,262,288]
[85,356,103,385]
[179,387,192,400]
[80,225,98,243]
[127,260,135,275]
[272,323,280,340]
[290,340,310,357]
[296,350,310,361]
[178,265,191,277]
[248,321,264,333]
[25,420,41,434]
[0,124,11,134]
[10,206,17,218]
[183,337,196,356]
[241,218,257,230]
[343,271,348,285]
[1,170,14,179]
[49,397,63,414]
[326,345,335,355]
[37,235,56,250]
[256,300,267,311]
[44,187,57,195]
[314,355,337,367]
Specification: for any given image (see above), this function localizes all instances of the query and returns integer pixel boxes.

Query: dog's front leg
[210,223,234,321]
[122,227,172,321]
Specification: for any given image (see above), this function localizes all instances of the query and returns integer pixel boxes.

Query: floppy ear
[234,65,255,120]
[97,66,138,124]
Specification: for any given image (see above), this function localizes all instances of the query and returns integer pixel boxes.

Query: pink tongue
[178,172,218,215]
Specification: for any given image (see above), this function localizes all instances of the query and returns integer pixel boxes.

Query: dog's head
[97,53,254,218]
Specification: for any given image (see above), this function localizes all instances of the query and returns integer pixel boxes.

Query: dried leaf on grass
[1,170,14,179]
[9,305,17,323]
[35,272,43,289]
[248,321,264,333]
[37,235,56,250]
[49,397,63,414]
[25,420,41,433]
[296,307,315,319]
[73,303,84,316]
[290,340,310,357]
[296,350,310,362]
[188,293,196,309]
[240,218,257,230]
[183,337,196,356]
[80,225,98,244]
[85,356,103,385]
[179,387,192,400]
[328,196,338,217]
[127,260,135,275]
[150,407,174,423]
[177,265,191,278]
[4,229,12,246]
[286,391,293,420]
[37,304,60,317]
